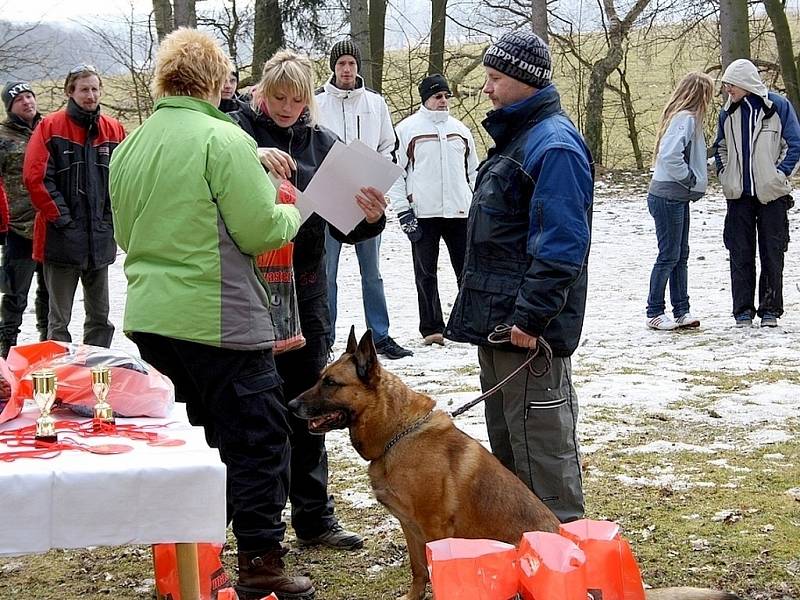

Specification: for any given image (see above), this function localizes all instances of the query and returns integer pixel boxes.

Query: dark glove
[0,232,6,246]
[398,209,422,243]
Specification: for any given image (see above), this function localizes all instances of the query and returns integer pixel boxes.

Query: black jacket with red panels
[23,99,125,269]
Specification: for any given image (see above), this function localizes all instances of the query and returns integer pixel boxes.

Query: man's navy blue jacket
[446,84,593,357]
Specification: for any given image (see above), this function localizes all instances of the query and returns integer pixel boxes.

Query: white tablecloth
[0,402,227,556]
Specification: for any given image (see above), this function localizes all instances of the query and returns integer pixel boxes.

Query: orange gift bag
[560,519,646,600]
[152,543,233,600]
[255,178,305,355]
[517,531,587,600]
[426,538,518,599]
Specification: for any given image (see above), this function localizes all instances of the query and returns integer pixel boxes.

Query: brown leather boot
[236,546,315,600]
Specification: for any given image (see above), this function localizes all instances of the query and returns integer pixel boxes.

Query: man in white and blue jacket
[445,31,593,523]
[714,58,800,328]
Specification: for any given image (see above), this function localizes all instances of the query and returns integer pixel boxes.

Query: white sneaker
[646,314,679,330]
[675,313,700,328]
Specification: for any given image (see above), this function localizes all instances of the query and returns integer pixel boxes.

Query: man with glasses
[23,65,125,347]
[0,81,49,357]
[387,74,479,346]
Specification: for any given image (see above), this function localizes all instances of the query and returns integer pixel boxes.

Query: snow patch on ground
[14,177,798,496]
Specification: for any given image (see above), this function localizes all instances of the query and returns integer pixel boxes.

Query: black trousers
[274,333,336,539]
[130,332,290,553]
[411,217,467,337]
[0,231,48,342]
[723,195,791,318]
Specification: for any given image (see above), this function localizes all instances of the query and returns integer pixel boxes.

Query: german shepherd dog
[289,329,740,600]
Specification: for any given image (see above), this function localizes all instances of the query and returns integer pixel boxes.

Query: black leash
[449,325,553,418]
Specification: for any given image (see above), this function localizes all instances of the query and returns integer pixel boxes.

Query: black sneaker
[375,336,413,359]
[760,313,778,328]
[297,523,364,550]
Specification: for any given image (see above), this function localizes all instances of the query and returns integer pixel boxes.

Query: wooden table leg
[175,542,201,600]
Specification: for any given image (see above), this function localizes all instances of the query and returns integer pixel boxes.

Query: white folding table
[0,402,227,599]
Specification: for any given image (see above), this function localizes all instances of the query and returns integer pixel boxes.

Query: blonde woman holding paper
[233,49,384,553]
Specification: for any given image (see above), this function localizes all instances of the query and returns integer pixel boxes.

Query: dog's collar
[383,409,435,456]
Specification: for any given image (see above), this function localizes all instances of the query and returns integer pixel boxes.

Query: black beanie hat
[418,74,451,104]
[329,39,362,72]
[483,31,552,89]
[2,81,35,115]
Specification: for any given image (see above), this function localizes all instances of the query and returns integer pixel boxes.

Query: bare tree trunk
[152,0,173,40]
[369,0,387,92]
[530,0,548,43]
[763,0,800,114]
[429,0,447,76]
[173,0,197,28]
[252,0,284,80]
[719,0,750,69]
[615,65,643,170]
[350,0,372,87]
[584,0,650,166]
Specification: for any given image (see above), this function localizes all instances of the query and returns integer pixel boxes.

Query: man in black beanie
[445,30,594,523]
[316,40,413,361]
[0,81,49,357]
[387,73,478,347]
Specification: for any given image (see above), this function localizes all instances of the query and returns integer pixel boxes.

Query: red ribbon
[0,419,185,461]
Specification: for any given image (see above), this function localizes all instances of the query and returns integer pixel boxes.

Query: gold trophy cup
[32,369,58,444]
[91,366,114,425]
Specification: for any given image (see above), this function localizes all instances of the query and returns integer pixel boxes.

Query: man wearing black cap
[445,31,594,523]
[387,74,478,347]
[0,81,49,357]
[316,39,413,360]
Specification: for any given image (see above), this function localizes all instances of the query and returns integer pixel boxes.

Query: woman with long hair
[234,49,385,555]
[646,72,715,330]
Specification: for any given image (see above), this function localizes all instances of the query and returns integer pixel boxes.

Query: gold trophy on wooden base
[32,369,58,444]
[91,366,114,426]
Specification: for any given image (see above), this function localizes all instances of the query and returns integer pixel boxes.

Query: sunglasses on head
[69,64,98,75]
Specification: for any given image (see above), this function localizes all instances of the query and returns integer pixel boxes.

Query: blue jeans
[647,193,690,319]
[324,228,390,345]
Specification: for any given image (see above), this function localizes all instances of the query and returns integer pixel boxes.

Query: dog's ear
[346,325,358,354]
[354,329,378,382]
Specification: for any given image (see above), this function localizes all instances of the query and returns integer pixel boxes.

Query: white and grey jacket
[387,106,479,218]
[315,75,395,159]
[713,91,800,203]
[649,111,708,201]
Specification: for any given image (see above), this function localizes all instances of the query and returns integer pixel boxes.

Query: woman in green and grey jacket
[109,29,314,599]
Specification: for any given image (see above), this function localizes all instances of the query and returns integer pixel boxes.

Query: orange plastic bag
[152,543,233,600]
[517,531,587,600]
[560,519,646,600]
[426,538,518,600]
[256,178,305,355]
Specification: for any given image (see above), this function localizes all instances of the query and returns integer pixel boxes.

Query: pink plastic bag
[517,531,587,600]
[6,341,175,418]
[426,538,518,600]
[560,519,646,600]
[0,356,21,424]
